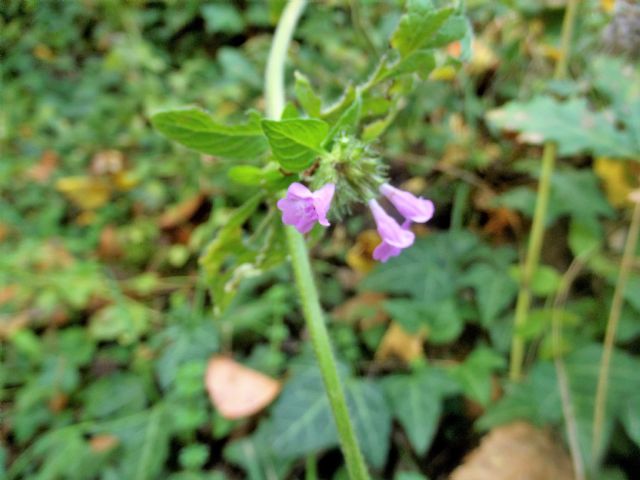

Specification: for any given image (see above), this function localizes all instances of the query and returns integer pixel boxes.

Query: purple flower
[380,183,434,223]
[368,199,415,262]
[277,182,335,234]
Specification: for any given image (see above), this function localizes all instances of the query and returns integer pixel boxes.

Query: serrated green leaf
[391,7,455,58]
[382,50,436,81]
[261,118,329,171]
[294,71,322,118]
[424,15,469,49]
[151,108,268,160]
[487,96,636,158]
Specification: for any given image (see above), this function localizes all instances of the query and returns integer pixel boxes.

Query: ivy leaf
[383,368,455,455]
[450,347,505,406]
[151,108,268,160]
[461,263,518,326]
[224,420,294,480]
[622,393,640,449]
[486,96,636,158]
[479,344,640,467]
[384,298,464,344]
[294,71,322,118]
[362,231,481,301]
[391,6,455,58]
[261,118,329,172]
[270,367,391,469]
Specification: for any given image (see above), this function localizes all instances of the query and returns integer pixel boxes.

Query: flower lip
[368,199,414,248]
[277,182,335,234]
[379,183,435,223]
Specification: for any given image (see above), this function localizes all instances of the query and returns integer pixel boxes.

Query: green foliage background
[1,1,639,479]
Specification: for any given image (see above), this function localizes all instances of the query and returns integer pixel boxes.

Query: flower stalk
[265,1,370,479]
[509,0,580,381]
[592,194,640,466]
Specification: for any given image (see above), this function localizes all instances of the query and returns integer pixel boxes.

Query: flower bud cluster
[277,136,434,262]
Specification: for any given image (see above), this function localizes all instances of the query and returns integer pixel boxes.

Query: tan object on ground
[450,421,575,480]
[205,356,281,420]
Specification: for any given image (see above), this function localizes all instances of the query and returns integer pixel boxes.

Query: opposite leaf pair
[277,182,434,262]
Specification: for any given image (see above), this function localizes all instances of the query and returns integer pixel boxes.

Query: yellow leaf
[56,176,112,210]
[375,322,425,364]
[429,65,457,82]
[346,229,380,274]
[594,157,639,208]
[469,39,498,74]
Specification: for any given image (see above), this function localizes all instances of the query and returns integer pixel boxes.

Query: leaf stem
[592,197,640,465]
[265,2,370,479]
[509,0,580,381]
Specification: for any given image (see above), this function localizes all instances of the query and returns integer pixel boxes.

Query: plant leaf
[487,96,635,158]
[261,118,329,171]
[294,71,322,118]
[151,108,268,160]
[391,7,455,58]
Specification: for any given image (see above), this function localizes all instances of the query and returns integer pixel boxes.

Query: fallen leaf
[56,176,111,210]
[333,292,387,329]
[375,322,425,364]
[98,225,122,259]
[48,393,68,412]
[27,150,58,183]
[346,229,380,274]
[205,356,280,420]
[89,434,119,453]
[91,150,125,175]
[450,422,574,480]
[159,193,204,229]
[483,207,522,240]
[594,157,640,208]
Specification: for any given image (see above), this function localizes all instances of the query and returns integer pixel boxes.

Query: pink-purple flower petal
[277,182,335,234]
[380,183,435,223]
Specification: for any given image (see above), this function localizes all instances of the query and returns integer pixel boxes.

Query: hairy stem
[265,2,370,479]
[509,0,580,381]
[592,198,640,465]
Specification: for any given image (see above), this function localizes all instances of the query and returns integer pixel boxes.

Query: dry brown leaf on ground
[332,292,387,329]
[205,356,281,420]
[159,193,204,229]
[27,150,58,183]
[449,421,575,480]
[375,322,425,364]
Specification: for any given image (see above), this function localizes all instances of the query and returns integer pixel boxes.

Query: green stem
[265,2,370,479]
[592,198,640,465]
[509,0,580,381]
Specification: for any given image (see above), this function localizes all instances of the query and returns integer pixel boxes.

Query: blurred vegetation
[1,1,639,479]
